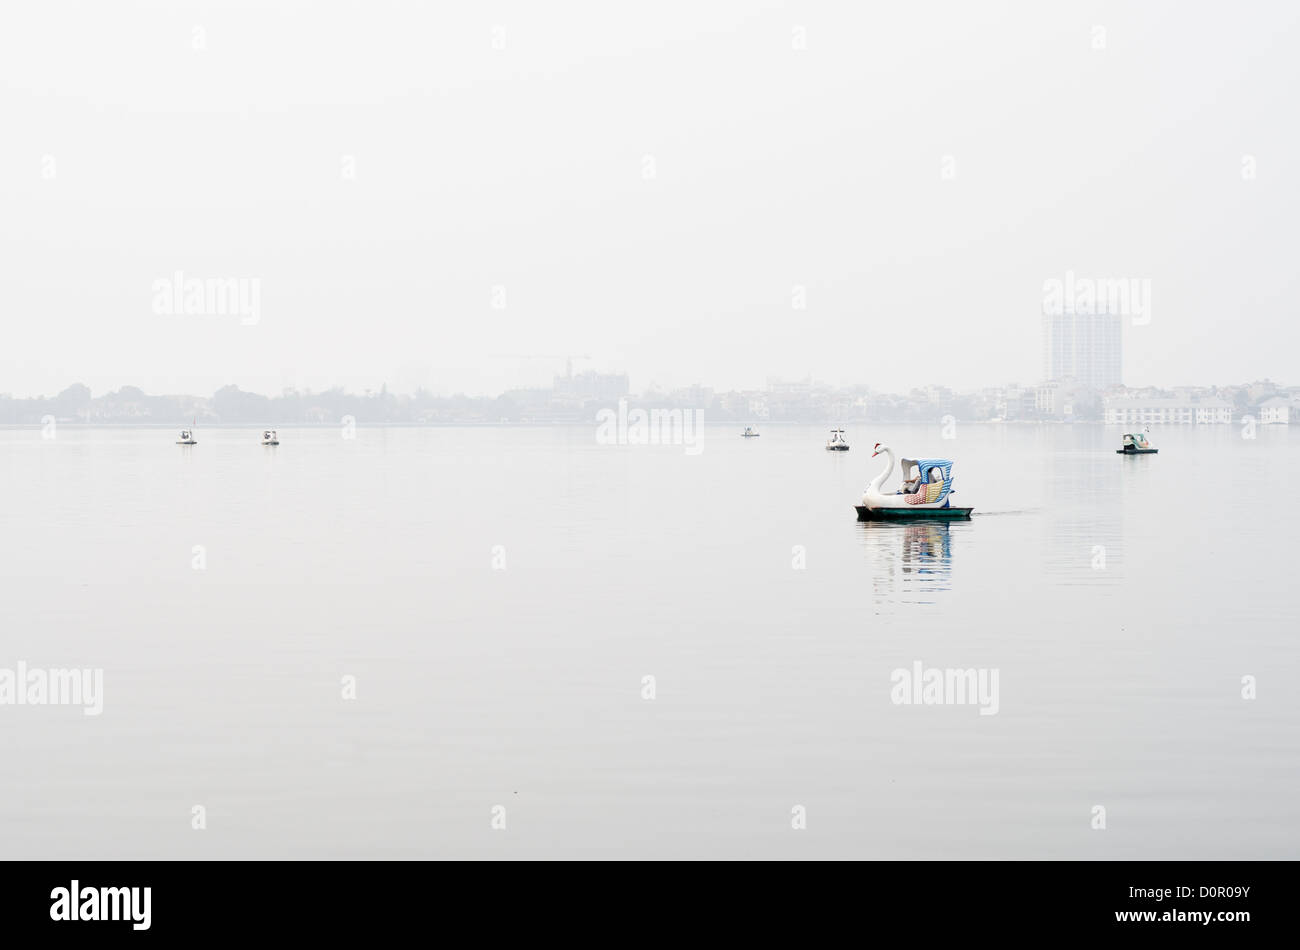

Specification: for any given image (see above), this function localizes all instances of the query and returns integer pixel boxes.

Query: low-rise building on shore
[1258,395,1299,425]
[1103,394,1235,425]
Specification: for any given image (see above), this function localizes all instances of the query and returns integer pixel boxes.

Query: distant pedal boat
[825,428,850,451]
[741,426,761,437]
[1116,432,1157,454]
[176,428,197,445]
[262,429,279,446]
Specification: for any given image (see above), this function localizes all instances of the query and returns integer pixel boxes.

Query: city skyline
[5,365,1298,402]
[5,370,1295,427]
[0,307,1280,401]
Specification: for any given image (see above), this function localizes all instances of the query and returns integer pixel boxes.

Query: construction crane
[490,354,592,379]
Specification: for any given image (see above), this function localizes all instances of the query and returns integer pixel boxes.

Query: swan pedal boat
[1116,433,1156,454]
[855,443,972,521]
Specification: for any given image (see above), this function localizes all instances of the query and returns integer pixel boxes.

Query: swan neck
[870,447,894,492]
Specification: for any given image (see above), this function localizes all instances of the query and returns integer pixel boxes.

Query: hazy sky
[2,1,1298,398]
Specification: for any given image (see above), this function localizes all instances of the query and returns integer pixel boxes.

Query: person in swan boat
[901,467,942,500]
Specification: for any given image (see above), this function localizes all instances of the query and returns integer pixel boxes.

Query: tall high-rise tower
[1041,311,1122,390]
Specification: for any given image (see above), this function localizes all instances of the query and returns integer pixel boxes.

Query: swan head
[871,442,885,458]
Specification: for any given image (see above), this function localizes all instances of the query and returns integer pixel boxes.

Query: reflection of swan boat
[861,520,955,606]
[262,429,279,445]
[1116,432,1157,454]
[741,426,760,438]
[901,521,951,567]
[825,428,850,451]
[855,443,973,520]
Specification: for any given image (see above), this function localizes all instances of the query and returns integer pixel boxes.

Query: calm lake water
[1,423,1296,859]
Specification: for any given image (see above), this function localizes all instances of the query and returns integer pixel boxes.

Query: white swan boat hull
[861,485,959,509]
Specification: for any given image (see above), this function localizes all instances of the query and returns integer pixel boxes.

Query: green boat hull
[856,506,973,521]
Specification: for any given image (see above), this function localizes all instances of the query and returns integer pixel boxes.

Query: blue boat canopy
[900,458,956,506]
